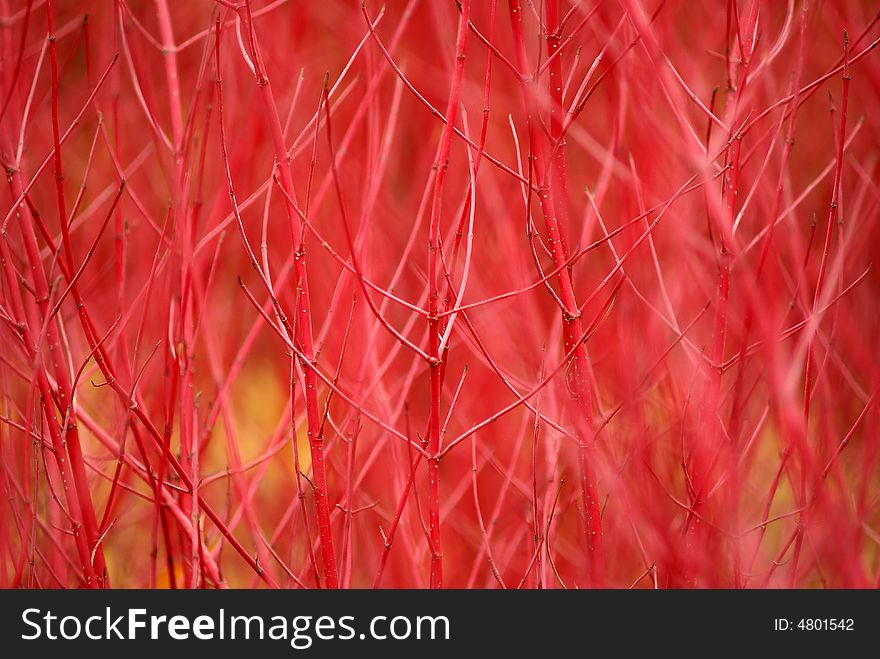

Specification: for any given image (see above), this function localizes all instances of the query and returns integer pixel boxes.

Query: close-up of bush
[0,0,878,590]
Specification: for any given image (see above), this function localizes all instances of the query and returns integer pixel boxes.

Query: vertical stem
[45,0,108,587]
[425,0,471,589]
[544,0,573,265]
[236,2,338,588]
[155,0,184,150]
[508,0,604,585]
[156,0,201,587]
[684,0,758,587]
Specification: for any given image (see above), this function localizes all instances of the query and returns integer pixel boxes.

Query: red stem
[507,0,604,586]
[233,3,338,588]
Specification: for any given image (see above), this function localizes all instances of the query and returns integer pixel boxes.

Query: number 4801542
[797,619,854,631]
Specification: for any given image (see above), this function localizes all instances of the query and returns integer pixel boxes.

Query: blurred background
[1,0,878,588]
